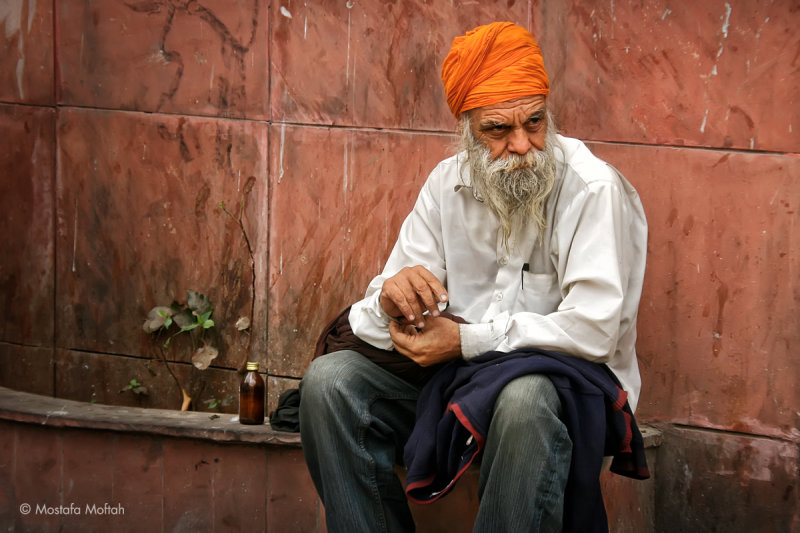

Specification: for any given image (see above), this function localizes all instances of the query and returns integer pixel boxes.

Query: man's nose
[506,127,533,155]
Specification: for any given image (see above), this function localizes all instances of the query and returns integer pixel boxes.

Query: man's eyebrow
[527,109,546,120]
[479,120,507,130]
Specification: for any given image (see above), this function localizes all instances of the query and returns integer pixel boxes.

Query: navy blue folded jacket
[403,348,649,533]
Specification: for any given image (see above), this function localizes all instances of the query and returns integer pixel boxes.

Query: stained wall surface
[1,0,798,530]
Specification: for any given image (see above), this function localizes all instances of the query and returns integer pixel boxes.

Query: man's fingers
[410,279,440,318]
[415,267,449,305]
[389,321,414,356]
[389,317,461,367]
[383,276,427,326]
[407,267,448,320]
[381,266,449,327]
[384,280,423,325]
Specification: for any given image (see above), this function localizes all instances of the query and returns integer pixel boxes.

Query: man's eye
[526,116,544,130]
[482,124,507,135]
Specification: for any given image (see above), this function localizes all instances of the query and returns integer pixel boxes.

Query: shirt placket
[486,229,522,317]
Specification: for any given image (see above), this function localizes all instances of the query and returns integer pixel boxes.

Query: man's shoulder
[426,151,468,188]
[433,151,465,175]
[556,135,617,186]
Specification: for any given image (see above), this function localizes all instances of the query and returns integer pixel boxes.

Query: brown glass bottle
[239,361,265,425]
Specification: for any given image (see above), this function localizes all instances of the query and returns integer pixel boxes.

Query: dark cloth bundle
[268,388,300,432]
[404,348,650,533]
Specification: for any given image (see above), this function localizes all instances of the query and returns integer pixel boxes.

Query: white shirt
[349,135,648,411]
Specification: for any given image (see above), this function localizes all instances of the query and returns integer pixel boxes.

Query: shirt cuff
[459,322,505,359]
[368,289,394,323]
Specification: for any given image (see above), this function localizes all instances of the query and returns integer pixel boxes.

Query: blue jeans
[299,350,572,533]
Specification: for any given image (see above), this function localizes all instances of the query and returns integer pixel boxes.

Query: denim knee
[491,374,562,434]
[300,352,362,414]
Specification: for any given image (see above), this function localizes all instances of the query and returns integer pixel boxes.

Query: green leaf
[179,323,199,333]
[202,319,215,329]
[172,310,194,329]
[235,316,251,331]
[187,290,212,317]
[192,344,219,370]
[143,306,175,333]
[120,378,146,395]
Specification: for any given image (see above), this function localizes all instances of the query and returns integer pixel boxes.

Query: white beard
[461,113,559,246]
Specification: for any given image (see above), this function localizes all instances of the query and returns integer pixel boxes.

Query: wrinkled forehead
[467,95,547,125]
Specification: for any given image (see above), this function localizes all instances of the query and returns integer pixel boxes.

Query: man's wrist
[459,322,503,359]
[375,290,396,323]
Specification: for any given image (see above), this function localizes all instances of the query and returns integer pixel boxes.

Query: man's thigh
[301,350,421,404]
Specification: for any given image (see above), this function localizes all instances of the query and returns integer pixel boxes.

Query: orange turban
[441,22,550,117]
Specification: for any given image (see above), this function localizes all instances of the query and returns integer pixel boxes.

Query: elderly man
[299,22,648,533]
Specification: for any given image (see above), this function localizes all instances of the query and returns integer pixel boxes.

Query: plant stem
[156,343,191,410]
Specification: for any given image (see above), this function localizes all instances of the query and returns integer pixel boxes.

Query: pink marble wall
[0,104,55,347]
[533,0,798,152]
[1,420,306,532]
[1,0,798,529]
[57,0,269,118]
[55,108,268,368]
[0,0,53,104]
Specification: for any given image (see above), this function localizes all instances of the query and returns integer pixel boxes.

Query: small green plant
[161,308,215,346]
[120,378,148,396]
[204,395,235,410]
[140,185,256,412]
[143,290,220,369]
[144,290,215,346]
[143,290,220,410]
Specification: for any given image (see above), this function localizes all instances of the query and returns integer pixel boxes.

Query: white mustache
[486,150,547,174]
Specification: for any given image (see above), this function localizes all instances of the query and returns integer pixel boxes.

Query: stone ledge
[0,386,662,450]
[0,386,301,446]
[639,423,664,449]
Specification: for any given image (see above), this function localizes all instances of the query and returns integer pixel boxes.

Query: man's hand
[389,316,461,367]
[380,266,449,328]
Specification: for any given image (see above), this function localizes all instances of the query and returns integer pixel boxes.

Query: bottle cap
[246,361,259,371]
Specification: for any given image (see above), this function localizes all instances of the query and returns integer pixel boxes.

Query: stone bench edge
[0,386,301,446]
[0,386,662,448]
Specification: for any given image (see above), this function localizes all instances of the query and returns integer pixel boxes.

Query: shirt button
[495,292,504,301]
[499,257,509,266]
